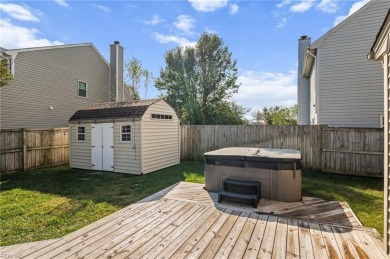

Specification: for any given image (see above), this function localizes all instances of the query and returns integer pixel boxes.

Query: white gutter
[116,44,119,102]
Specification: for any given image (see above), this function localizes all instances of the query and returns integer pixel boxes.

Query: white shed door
[91,124,103,170]
[102,123,114,171]
[91,123,114,171]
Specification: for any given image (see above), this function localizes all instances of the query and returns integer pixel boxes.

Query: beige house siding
[314,0,389,127]
[0,45,110,129]
[385,54,390,254]
[69,123,91,170]
[114,121,142,174]
[370,8,390,253]
[141,100,180,174]
[309,61,318,124]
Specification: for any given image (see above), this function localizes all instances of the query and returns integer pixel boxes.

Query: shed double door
[91,123,114,171]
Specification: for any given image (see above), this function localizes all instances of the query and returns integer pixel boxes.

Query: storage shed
[68,99,180,174]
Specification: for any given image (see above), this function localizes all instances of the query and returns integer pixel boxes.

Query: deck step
[224,178,260,188]
[218,178,261,208]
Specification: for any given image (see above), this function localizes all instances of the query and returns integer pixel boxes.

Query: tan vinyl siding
[70,123,91,170]
[309,61,317,124]
[316,0,390,128]
[114,121,142,174]
[141,100,180,174]
[0,45,109,129]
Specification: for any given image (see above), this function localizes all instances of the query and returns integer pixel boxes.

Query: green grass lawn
[0,162,384,246]
[302,170,384,235]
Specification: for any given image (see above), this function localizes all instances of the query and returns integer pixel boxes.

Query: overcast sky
[0,0,370,118]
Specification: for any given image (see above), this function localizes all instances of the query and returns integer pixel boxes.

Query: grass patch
[0,161,204,246]
[302,170,383,235]
[0,162,384,245]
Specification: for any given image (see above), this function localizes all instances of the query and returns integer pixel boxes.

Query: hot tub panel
[204,148,302,202]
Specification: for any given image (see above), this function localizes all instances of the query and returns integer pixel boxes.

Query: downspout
[109,60,111,102]
[116,43,119,103]
[307,49,318,123]
[4,51,18,75]
[306,49,316,59]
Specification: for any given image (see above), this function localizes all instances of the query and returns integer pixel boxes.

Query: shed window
[121,125,131,141]
[151,114,172,120]
[77,127,85,141]
[78,81,87,98]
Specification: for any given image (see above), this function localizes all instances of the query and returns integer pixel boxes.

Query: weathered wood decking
[1,182,387,258]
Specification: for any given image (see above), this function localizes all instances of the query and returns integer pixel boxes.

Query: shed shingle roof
[69,99,160,121]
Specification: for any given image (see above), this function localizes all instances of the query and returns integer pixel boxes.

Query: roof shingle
[69,99,160,121]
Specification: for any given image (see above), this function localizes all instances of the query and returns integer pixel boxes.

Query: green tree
[156,32,245,125]
[0,60,13,87]
[251,109,265,125]
[262,105,298,125]
[125,56,152,100]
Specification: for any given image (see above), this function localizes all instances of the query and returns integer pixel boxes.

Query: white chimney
[297,35,311,125]
[110,41,124,102]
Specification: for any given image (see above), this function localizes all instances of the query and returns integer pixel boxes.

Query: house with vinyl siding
[68,99,180,174]
[0,41,129,129]
[369,8,390,255]
[298,0,390,128]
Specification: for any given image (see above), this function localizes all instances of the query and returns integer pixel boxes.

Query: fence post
[22,128,27,171]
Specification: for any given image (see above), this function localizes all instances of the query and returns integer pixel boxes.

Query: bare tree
[125,56,152,100]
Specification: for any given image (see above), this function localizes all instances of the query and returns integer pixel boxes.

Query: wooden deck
[2,182,387,258]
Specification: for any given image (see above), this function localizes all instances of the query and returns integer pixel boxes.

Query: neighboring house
[297,0,390,128]
[0,41,130,129]
[68,99,180,174]
[369,8,390,255]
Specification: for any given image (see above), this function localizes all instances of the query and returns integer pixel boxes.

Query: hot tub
[204,147,302,202]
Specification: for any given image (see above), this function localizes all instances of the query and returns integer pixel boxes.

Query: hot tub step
[218,191,259,208]
[224,178,261,188]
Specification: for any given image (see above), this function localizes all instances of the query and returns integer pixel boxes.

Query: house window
[151,114,172,120]
[78,80,87,98]
[121,125,131,141]
[77,127,85,141]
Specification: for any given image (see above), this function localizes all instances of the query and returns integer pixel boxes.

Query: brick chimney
[110,41,124,102]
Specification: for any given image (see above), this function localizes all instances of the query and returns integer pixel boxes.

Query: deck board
[229,213,258,259]
[309,223,328,258]
[258,215,278,259]
[214,211,250,258]
[182,209,233,259]
[3,181,387,259]
[198,210,241,259]
[243,214,268,259]
[286,219,300,259]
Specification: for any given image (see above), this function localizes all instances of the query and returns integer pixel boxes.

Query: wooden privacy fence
[180,125,384,177]
[321,127,383,177]
[0,128,69,173]
[0,125,384,177]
